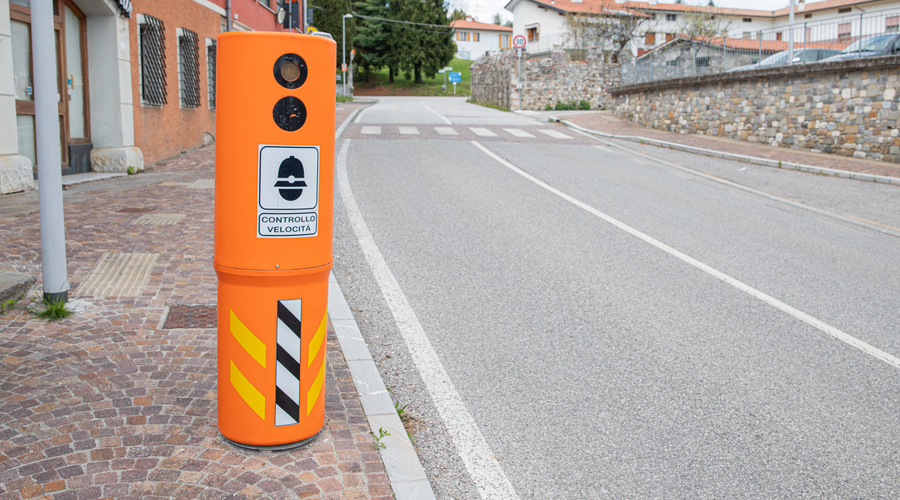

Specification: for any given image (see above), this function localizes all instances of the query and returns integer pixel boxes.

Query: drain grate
[163,305,217,329]
[117,207,156,214]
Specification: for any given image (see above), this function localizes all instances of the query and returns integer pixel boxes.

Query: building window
[500,34,510,48]
[666,14,676,22]
[456,31,470,41]
[742,31,751,39]
[645,32,655,45]
[695,56,710,67]
[776,31,783,41]
[666,33,674,42]
[473,32,480,42]
[888,16,899,33]
[138,14,167,107]
[177,28,201,108]
[804,13,812,19]
[838,22,851,42]
[527,26,538,42]
[206,39,216,109]
[838,7,851,13]
[743,18,752,22]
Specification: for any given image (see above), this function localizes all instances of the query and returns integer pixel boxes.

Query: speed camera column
[213,32,336,449]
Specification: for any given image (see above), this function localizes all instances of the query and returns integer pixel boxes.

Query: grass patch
[32,296,73,321]
[468,99,509,112]
[0,294,23,315]
[336,95,354,103]
[353,58,473,96]
[544,100,592,111]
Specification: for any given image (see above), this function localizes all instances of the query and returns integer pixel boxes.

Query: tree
[311,0,356,70]
[449,8,467,21]
[675,5,732,74]
[394,0,456,84]
[491,12,503,25]
[352,0,394,81]
[564,0,653,62]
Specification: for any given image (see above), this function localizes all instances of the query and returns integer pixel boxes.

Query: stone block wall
[610,55,900,163]
[470,47,621,111]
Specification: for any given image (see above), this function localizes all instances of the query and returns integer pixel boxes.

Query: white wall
[454,30,509,60]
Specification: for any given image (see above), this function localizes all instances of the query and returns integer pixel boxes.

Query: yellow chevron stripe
[230,309,266,368]
[306,354,326,416]
[230,360,265,420]
[308,311,327,368]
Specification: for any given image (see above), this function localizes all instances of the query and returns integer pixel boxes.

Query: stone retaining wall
[470,47,620,111]
[609,55,900,163]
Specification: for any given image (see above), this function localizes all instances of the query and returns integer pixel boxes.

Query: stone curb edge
[332,103,437,500]
[551,117,900,187]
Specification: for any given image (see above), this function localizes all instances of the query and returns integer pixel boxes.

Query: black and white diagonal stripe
[275,299,302,426]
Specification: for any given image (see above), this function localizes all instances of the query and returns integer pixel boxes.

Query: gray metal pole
[788,0,795,64]
[342,15,346,97]
[31,0,69,303]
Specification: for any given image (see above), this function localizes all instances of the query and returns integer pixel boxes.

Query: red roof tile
[450,19,513,32]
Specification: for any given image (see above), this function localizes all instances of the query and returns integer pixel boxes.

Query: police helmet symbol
[274,156,308,201]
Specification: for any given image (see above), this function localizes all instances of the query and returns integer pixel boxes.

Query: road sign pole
[32,0,69,303]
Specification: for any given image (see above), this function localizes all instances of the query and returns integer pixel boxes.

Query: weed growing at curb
[31,296,73,321]
[394,401,409,421]
[0,295,22,315]
[372,428,390,449]
[127,166,136,175]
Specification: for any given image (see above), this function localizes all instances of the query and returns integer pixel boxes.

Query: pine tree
[311,0,356,70]
[352,0,393,80]
[395,0,455,84]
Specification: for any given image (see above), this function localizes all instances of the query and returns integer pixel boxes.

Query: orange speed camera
[213,31,336,449]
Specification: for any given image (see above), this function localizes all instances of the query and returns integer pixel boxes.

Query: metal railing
[622,6,900,85]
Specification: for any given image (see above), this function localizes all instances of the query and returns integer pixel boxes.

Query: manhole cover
[163,305,217,329]
[117,207,156,214]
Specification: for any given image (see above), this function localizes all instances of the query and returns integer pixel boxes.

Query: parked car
[728,48,842,72]
[820,33,900,62]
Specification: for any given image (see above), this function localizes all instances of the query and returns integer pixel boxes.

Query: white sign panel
[258,145,320,238]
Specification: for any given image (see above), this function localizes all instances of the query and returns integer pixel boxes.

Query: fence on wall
[622,6,900,85]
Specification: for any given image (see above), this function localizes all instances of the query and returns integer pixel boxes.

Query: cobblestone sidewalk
[565,111,900,180]
[0,101,392,500]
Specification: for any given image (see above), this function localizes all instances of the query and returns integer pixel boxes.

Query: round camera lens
[281,62,301,82]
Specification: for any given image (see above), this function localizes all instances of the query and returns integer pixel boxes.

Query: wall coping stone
[609,54,900,95]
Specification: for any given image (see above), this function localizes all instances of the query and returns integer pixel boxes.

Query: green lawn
[351,58,474,96]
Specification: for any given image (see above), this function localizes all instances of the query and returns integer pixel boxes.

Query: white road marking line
[361,126,381,135]
[469,127,497,137]
[434,127,458,135]
[399,127,420,135]
[472,141,900,371]
[337,140,520,499]
[503,128,534,138]
[422,102,453,125]
[537,129,572,139]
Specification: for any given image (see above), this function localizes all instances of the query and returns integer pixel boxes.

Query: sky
[462,0,818,26]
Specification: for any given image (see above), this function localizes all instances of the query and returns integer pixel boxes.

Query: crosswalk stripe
[538,129,573,139]
[503,128,535,138]
[398,126,419,135]
[435,127,458,135]
[468,127,497,137]
[361,126,381,134]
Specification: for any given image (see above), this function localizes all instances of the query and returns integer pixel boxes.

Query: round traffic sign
[513,35,526,49]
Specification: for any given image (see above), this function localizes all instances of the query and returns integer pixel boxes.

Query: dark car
[821,33,900,62]
[728,48,842,72]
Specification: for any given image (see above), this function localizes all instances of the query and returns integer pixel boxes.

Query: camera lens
[274,54,308,89]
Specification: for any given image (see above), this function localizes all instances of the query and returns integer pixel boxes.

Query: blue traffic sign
[448,72,461,83]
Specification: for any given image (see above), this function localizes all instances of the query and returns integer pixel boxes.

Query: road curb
[332,103,437,500]
[552,117,900,187]
[0,270,36,306]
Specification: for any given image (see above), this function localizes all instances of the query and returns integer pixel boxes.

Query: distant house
[451,17,514,60]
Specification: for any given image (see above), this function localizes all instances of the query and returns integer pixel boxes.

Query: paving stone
[0,102,390,499]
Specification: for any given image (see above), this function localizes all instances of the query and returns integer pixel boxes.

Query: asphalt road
[332,97,900,499]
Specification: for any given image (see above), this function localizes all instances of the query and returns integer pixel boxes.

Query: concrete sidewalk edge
[552,117,900,187]
[332,103,437,500]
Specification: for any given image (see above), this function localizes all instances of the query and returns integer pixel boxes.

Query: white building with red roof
[451,17,514,60]
[503,0,900,59]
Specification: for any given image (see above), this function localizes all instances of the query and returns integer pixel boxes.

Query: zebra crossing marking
[398,127,420,135]
[468,127,497,137]
[504,128,535,138]
[434,127,458,135]
[538,129,573,139]
[361,126,381,135]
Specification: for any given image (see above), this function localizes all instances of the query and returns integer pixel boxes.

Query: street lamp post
[342,13,353,97]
